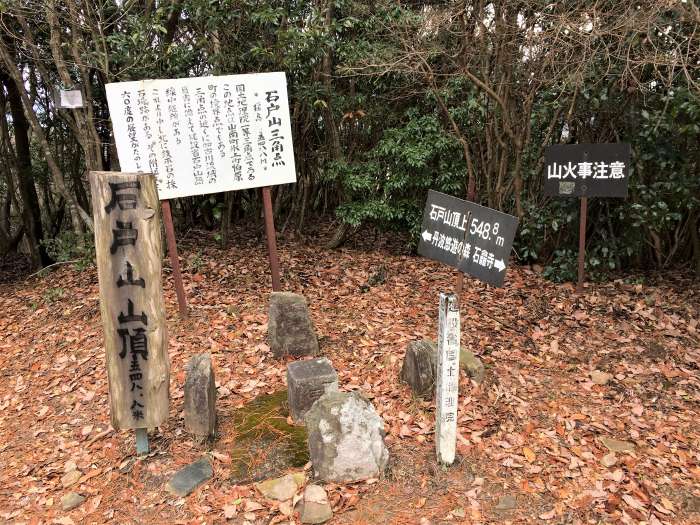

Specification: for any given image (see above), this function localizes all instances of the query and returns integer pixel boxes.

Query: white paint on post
[105,72,297,200]
[435,292,460,465]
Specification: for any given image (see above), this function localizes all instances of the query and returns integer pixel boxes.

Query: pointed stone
[61,469,82,488]
[166,457,213,497]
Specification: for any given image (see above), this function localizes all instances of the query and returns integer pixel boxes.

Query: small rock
[184,353,217,439]
[299,484,333,524]
[61,492,85,511]
[166,457,213,497]
[305,391,389,482]
[600,437,635,453]
[61,469,82,488]
[255,473,300,501]
[452,507,466,518]
[460,348,485,384]
[268,292,319,358]
[495,494,517,511]
[601,452,617,467]
[591,370,612,385]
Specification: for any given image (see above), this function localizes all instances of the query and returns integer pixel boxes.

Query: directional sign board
[418,190,518,287]
[544,143,631,198]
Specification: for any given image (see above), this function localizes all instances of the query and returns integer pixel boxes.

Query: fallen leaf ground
[1,225,699,525]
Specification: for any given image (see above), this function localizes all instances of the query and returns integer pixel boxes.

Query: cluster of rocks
[159,292,482,523]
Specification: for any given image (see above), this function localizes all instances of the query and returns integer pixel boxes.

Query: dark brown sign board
[418,190,518,288]
[544,143,631,198]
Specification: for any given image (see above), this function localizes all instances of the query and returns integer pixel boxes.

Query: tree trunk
[2,74,51,268]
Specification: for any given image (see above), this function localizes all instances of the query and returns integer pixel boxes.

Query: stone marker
[166,457,213,497]
[298,484,333,524]
[400,341,485,399]
[435,293,460,466]
[305,391,389,482]
[269,292,319,358]
[184,354,216,439]
[287,358,338,423]
[399,340,436,399]
[61,492,85,511]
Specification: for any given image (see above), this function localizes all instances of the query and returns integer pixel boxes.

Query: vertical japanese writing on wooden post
[89,172,169,430]
[435,292,460,465]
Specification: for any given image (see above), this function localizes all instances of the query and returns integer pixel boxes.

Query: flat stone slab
[287,358,338,423]
[166,457,213,497]
[184,354,217,439]
[269,292,319,358]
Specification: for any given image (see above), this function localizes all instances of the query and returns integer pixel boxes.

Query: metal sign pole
[262,187,282,292]
[576,196,588,293]
[161,199,188,318]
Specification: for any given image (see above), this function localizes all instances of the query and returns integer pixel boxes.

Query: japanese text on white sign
[106,72,297,200]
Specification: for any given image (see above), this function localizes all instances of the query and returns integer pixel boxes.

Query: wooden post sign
[435,292,460,465]
[418,190,519,288]
[544,143,631,292]
[89,171,170,434]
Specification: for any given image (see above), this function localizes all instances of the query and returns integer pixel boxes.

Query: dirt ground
[1,228,699,524]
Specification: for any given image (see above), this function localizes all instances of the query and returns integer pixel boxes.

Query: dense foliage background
[0,0,698,280]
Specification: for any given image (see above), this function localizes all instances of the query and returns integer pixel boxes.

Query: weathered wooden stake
[576,196,588,293]
[161,199,188,318]
[89,171,170,434]
[262,186,282,291]
[435,292,460,465]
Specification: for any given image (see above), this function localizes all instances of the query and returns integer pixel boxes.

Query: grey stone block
[184,354,216,439]
[269,292,319,358]
[287,358,338,423]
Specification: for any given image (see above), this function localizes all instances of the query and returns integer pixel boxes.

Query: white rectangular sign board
[106,72,297,200]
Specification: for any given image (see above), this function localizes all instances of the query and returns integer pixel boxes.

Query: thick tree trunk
[3,74,51,268]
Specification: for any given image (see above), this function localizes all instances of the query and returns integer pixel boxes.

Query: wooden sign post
[435,292,460,465]
[89,171,170,454]
[544,143,631,292]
